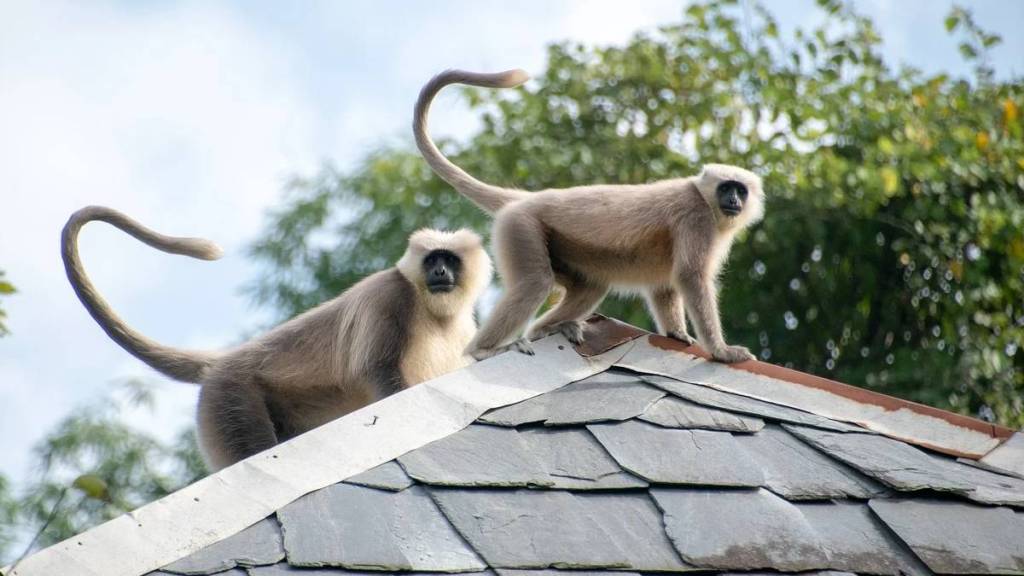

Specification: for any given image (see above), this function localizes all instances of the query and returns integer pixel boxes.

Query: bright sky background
[1,0,1022,487]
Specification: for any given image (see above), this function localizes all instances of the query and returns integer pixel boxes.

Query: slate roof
[10,317,1024,576]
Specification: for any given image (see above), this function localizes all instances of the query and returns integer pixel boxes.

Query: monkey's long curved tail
[414,69,531,214]
[62,206,221,383]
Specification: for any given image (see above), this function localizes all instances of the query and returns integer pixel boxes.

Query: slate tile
[343,461,414,491]
[735,424,887,500]
[518,427,647,490]
[150,571,247,576]
[495,571,640,576]
[398,424,553,487]
[641,375,864,432]
[250,566,494,575]
[980,431,1024,478]
[651,487,829,571]
[429,488,691,571]
[478,370,664,426]
[277,483,485,571]
[869,499,1024,574]
[588,419,763,487]
[718,572,856,576]
[249,566,493,575]
[787,425,1024,506]
[161,518,284,575]
[799,501,929,575]
[654,488,925,574]
[639,395,765,432]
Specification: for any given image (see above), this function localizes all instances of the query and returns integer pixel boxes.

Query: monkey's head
[397,228,493,317]
[696,164,765,229]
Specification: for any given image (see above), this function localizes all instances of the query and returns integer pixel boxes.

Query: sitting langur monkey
[62,206,492,469]
[414,69,764,363]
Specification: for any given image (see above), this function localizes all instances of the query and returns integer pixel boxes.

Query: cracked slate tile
[786,425,1024,506]
[651,489,924,574]
[343,461,414,491]
[869,499,1024,574]
[398,424,645,490]
[398,424,553,488]
[641,375,864,433]
[736,424,887,500]
[429,488,691,571]
[160,518,284,575]
[588,419,763,487]
[638,395,765,433]
[277,483,485,571]
[518,427,647,489]
[495,571,640,576]
[478,370,664,426]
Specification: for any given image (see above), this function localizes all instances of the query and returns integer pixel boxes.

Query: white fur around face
[396,227,493,319]
[697,164,766,230]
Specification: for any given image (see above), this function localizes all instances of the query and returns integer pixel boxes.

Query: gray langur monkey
[62,206,492,470]
[414,69,764,363]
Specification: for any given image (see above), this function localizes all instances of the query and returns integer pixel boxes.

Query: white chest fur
[399,312,476,386]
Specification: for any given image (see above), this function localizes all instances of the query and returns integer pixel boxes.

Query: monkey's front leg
[644,286,695,345]
[677,275,754,363]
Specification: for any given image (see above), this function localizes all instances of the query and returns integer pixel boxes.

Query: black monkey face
[716,180,748,217]
[422,249,463,293]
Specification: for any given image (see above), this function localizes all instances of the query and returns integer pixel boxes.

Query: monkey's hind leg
[197,377,278,470]
[527,278,608,345]
[468,211,554,360]
[645,286,695,345]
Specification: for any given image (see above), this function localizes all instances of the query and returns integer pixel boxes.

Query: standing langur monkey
[414,69,764,363]
[63,206,492,469]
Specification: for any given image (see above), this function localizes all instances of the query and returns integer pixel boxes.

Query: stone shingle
[343,461,413,491]
[161,518,284,575]
[277,484,485,571]
[642,375,864,432]
[479,370,664,426]
[429,488,690,571]
[638,395,765,432]
[588,419,763,487]
[869,499,1024,574]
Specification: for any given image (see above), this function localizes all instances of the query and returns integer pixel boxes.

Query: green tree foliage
[0,270,15,336]
[251,0,1022,426]
[1,382,206,564]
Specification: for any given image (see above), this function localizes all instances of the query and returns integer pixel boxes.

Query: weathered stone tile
[800,502,929,575]
[588,420,763,487]
[343,461,413,491]
[495,571,639,576]
[429,488,691,571]
[736,425,886,500]
[398,424,552,487]
[161,518,284,575]
[655,488,925,574]
[518,427,647,490]
[250,566,493,576]
[277,483,485,571]
[870,499,1024,574]
[478,370,664,426]
[639,395,765,433]
[787,425,1024,506]
[641,375,863,432]
[980,431,1024,478]
[651,487,828,571]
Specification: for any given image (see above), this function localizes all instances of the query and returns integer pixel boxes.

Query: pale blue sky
[1,0,1021,487]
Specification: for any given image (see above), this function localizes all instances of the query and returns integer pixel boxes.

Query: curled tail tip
[501,69,530,87]
[188,240,223,261]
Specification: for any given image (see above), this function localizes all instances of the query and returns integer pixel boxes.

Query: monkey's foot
[468,338,535,360]
[528,320,585,345]
[666,330,696,346]
[711,345,756,363]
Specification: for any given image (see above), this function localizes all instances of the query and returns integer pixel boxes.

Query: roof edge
[618,333,1010,459]
[6,334,636,576]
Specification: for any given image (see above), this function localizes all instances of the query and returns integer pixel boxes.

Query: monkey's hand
[528,320,584,345]
[469,338,535,361]
[666,330,696,346]
[711,344,755,363]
